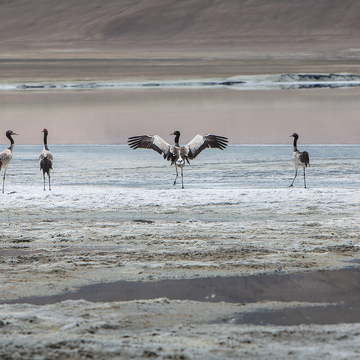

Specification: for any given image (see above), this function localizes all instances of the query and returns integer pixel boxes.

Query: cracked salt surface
[1,144,360,359]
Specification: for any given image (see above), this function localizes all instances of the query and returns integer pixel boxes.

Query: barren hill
[0,0,359,55]
[0,0,360,81]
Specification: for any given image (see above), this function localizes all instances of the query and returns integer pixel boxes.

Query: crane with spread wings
[128,131,228,188]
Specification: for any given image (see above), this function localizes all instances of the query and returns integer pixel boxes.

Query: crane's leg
[173,165,178,186]
[49,173,51,191]
[290,167,298,187]
[43,173,46,191]
[303,167,307,189]
[2,169,7,194]
[181,167,184,189]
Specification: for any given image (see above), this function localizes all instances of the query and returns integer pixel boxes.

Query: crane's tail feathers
[300,151,310,167]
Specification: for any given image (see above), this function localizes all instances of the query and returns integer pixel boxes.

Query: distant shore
[2,73,360,92]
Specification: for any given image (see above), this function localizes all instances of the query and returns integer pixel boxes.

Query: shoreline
[1,73,360,92]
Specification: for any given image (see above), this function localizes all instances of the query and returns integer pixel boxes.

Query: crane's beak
[170,132,175,136]
[290,134,294,137]
[12,132,18,136]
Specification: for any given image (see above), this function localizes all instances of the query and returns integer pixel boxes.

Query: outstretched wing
[128,135,173,161]
[300,151,310,167]
[186,134,228,160]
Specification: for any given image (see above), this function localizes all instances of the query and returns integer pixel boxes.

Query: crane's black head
[170,131,180,137]
[42,128,48,135]
[290,133,299,140]
[6,130,18,137]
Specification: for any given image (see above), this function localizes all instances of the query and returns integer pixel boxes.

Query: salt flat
[1,145,360,358]
[1,1,360,358]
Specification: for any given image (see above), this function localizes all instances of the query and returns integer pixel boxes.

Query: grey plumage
[0,130,18,193]
[39,128,53,191]
[128,131,228,188]
[290,133,310,188]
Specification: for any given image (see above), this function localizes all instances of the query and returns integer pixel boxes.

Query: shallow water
[3,267,360,305]
[3,267,360,326]
[231,302,360,326]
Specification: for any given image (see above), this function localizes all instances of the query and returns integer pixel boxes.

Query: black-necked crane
[0,130,18,194]
[39,128,53,191]
[128,131,228,188]
[290,133,310,188]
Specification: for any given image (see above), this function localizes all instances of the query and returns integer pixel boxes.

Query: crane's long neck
[174,133,180,146]
[293,137,298,151]
[7,133,15,152]
[43,132,49,151]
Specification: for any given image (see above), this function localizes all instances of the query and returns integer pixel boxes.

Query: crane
[0,130,18,193]
[290,133,310,188]
[128,131,228,188]
[39,128,53,191]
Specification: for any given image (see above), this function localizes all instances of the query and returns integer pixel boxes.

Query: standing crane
[128,131,228,188]
[0,130,18,194]
[290,133,310,188]
[39,128,53,191]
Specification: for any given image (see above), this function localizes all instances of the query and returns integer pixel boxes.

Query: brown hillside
[1,0,360,81]
[0,0,359,53]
